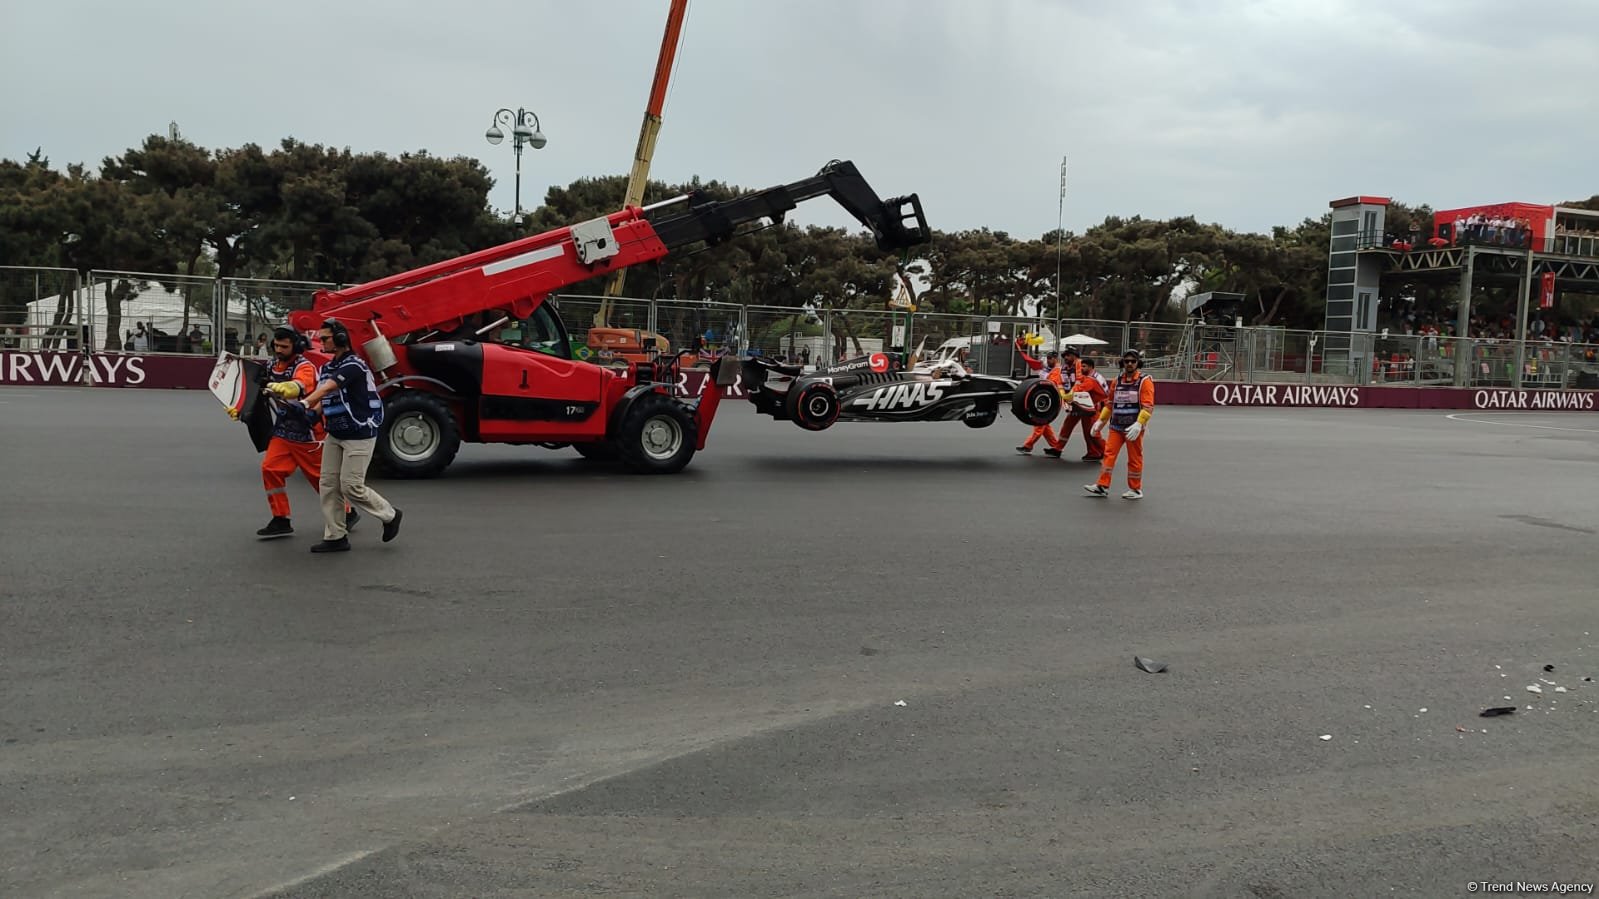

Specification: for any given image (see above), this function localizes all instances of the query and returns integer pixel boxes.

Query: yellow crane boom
[597,0,690,327]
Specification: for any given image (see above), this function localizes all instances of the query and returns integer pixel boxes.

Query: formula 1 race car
[739,352,1062,431]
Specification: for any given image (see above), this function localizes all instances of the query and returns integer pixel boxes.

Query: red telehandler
[278,160,930,478]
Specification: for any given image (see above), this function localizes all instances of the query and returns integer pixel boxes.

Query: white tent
[25,282,254,349]
[1059,332,1109,347]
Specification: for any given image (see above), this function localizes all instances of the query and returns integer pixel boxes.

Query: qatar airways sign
[675,368,749,398]
[1185,381,1599,410]
[0,351,147,386]
[1209,383,1362,407]
[1472,389,1595,410]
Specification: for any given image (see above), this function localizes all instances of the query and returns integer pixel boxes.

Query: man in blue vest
[284,319,404,553]
[1083,349,1154,500]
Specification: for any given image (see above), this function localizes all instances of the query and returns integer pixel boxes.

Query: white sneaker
[1122,489,1143,500]
[1083,484,1108,497]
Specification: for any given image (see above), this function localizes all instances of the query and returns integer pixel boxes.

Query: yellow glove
[265,380,301,399]
[227,405,240,420]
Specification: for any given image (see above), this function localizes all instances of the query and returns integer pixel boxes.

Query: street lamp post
[1056,155,1067,313]
[484,107,547,224]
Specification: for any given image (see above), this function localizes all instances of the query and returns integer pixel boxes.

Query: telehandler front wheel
[376,392,461,478]
[616,393,698,474]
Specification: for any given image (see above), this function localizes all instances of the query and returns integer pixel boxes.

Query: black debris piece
[1479,707,1517,717]
[1134,656,1168,674]
[1543,664,1555,672]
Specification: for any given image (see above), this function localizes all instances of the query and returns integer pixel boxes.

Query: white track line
[242,850,382,899]
[1445,412,1599,434]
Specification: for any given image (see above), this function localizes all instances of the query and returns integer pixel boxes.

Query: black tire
[1011,378,1062,426]
[376,392,462,478]
[616,392,697,474]
[784,381,840,431]
[574,441,619,462]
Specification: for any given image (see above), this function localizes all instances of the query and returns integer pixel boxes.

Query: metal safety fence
[5,264,1598,391]
[86,269,218,354]
[219,277,336,356]
[0,266,84,351]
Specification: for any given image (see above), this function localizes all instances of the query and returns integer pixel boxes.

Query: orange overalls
[261,357,329,518]
[1059,371,1108,457]
[1096,372,1155,491]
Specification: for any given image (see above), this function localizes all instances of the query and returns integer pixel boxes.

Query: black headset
[323,319,351,350]
[273,326,309,354]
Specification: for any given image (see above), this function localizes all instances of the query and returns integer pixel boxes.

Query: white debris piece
[1555,686,1568,693]
[893,699,907,707]
[1527,685,1544,694]
[1319,734,1332,741]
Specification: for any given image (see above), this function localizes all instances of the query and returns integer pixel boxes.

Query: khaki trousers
[320,435,395,540]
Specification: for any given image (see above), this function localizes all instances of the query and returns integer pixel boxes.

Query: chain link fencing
[219,278,337,356]
[11,266,1599,390]
[0,266,84,351]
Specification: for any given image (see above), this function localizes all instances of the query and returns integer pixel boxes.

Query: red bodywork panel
[475,343,612,443]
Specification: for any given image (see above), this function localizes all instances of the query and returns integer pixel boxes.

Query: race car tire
[962,408,999,429]
[1011,378,1062,426]
[616,392,698,474]
[785,381,840,431]
[375,391,462,479]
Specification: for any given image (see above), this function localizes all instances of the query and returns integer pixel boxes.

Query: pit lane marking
[1445,412,1599,434]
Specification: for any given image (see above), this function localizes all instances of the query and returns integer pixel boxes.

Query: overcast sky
[4,0,1596,242]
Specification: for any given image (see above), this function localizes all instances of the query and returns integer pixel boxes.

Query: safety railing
[0,266,85,351]
[219,277,336,356]
[1361,228,1599,259]
[87,270,219,354]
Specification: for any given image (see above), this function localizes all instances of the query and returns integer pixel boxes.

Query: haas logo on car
[857,380,945,411]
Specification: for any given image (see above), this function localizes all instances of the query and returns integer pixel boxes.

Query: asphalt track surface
[4,386,1599,898]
